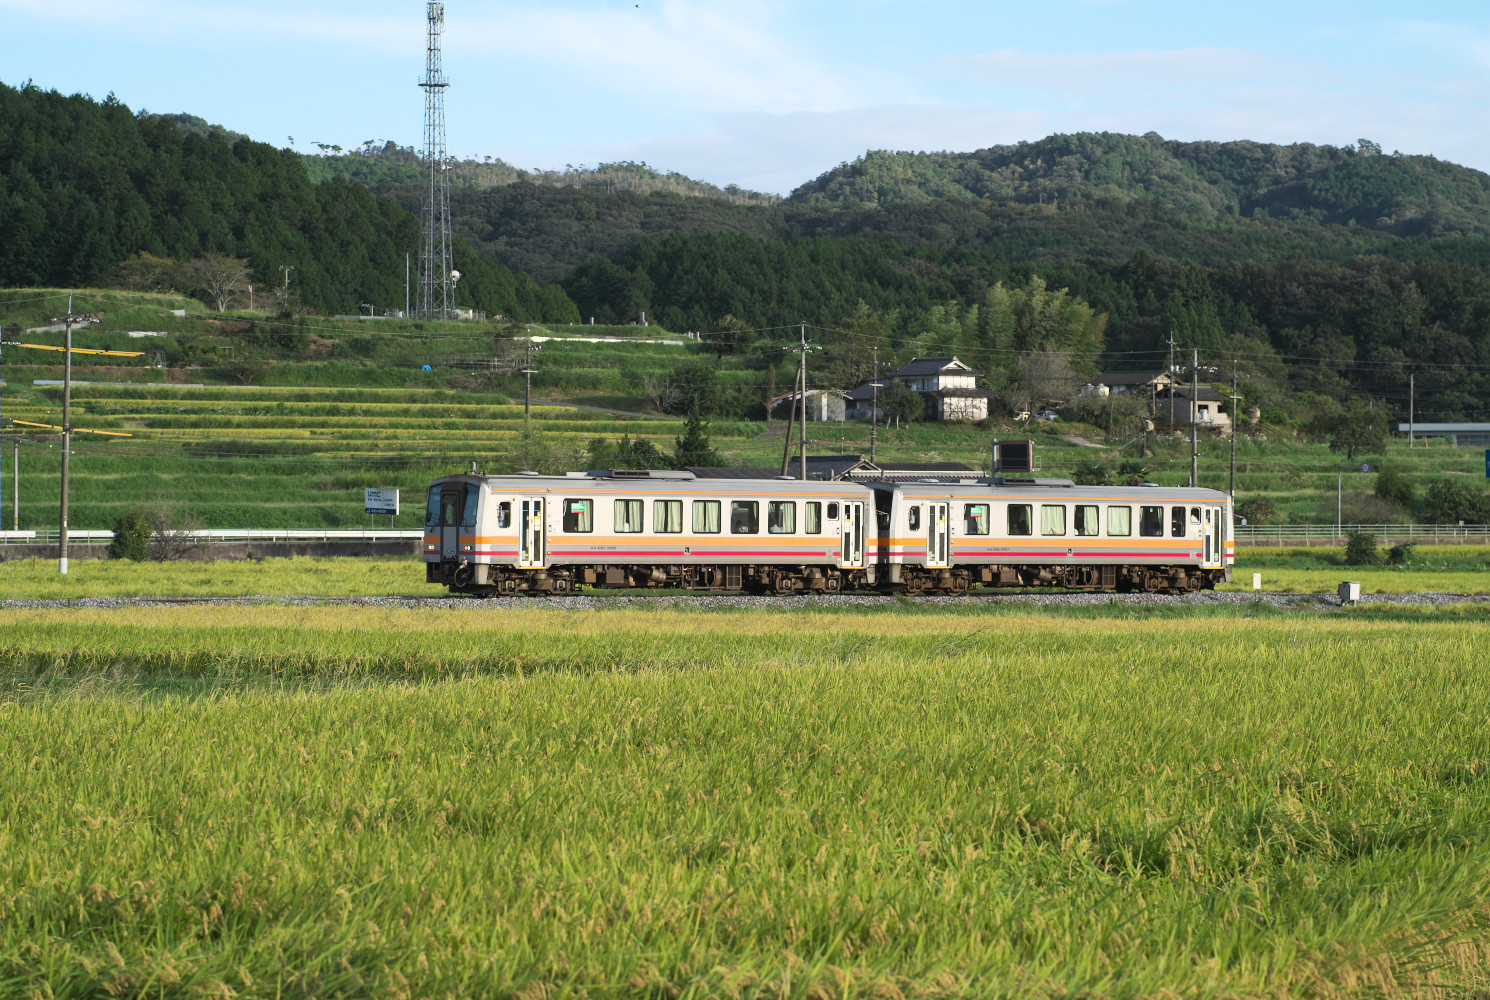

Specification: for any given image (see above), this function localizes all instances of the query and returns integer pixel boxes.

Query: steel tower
[418,2,453,319]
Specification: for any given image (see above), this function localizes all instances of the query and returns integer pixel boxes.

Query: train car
[424,470,875,596]
[865,477,1233,594]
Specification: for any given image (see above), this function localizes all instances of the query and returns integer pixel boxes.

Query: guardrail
[1,529,424,545]
[1234,524,1490,544]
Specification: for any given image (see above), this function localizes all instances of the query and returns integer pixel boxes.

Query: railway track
[5,591,1489,610]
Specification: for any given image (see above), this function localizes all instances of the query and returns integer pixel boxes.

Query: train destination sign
[364,488,399,516]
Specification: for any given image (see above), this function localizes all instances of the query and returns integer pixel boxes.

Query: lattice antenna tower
[418,2,453,319]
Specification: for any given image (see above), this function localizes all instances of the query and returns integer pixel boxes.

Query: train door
[841,502,865,568]
[926,502,950,569]
[1202,506,1222,569]
[518,498,546,568]
[438,483,474,561]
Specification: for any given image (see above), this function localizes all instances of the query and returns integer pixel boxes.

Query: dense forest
[0,83,576,319]
[5,82,1490,422]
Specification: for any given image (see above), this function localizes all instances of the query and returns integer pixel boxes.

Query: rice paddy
[2,604,1489,998]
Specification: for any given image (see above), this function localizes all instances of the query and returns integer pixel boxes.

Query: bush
[1343,531,1383,566]
[1071,460,1111,486]
[1235,497,1280,525]
[1419,479,1490,525]
[108,508,152,561]
[1387,542,1417,565]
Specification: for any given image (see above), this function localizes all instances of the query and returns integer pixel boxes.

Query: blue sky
[3,0,1488,194]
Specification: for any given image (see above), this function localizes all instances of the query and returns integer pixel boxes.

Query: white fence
[4,526,1487,547]
[1,529,424,546]
[1234,524,1490,545]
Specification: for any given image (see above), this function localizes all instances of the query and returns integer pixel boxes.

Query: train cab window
[496,502,511,529]
[768,501,796,534]
[615,499,644,533]
[425,486,442,526]
[908,506,922,530]
[804,502,822,534]
[1107,505,1132,537]
[827,503,840,520]
[692,500,721,533]
[460,484,480,527]
[1171,506,1187,537]
[730,501,759,534]
[1074,504,1099,536]
[1139,505,1164,537]
[1040,504,1067,536]
[563,499,593,533]
[1008,504,1033,536]
[654,499,683,533]
[964,504,990,535]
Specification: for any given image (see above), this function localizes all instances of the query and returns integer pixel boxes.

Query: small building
[1396,423,1490,446]
[1082,371,1175,397]
[1156,386,1232,431]
[767,388,847,423]
[684,456,978,482]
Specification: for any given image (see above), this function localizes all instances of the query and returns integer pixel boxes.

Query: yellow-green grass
[2,607,1489,998]
[0,556,436,600]
[1224,545,1490,594]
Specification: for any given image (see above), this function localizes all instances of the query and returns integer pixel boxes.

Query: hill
[0,82,577,321]
[789,132,1490,238]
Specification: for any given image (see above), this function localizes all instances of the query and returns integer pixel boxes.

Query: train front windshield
[426,483,481,527]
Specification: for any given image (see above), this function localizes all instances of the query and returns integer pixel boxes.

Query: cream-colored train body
[865,478,1233,594]
[424,470,1233,596]
[424,470,872,596]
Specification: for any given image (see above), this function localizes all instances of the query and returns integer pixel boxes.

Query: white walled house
[850,356,991,422]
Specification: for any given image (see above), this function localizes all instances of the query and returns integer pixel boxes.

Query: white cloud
[941,47,1314,94]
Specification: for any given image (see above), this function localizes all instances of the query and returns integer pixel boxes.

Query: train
[423,469,1234,597]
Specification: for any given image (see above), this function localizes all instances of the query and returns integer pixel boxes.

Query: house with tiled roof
[847,356,991,422]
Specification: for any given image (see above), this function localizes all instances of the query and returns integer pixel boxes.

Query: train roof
[430,471,875,496]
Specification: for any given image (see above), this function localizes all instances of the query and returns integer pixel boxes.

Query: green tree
[108,508,151,561]
[881,382,923,427]
[672,409,723,468]
[1419,479,1490,524]
[1313,401,1386,460]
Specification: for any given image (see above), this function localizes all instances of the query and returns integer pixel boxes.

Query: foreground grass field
[2,605,1489,998]
[1,546,1487,599]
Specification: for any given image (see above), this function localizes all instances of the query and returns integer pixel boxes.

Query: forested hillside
[0,83,577,319]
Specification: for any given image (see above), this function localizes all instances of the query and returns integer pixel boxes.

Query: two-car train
[424,469,1233,597]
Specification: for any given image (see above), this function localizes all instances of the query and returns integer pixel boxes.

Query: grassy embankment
[2,605,1489,998]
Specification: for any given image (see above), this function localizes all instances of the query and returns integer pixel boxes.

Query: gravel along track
[4,592,1489,611]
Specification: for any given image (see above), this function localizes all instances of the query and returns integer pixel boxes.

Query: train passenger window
[1171,506,1186,537]
[692,500,721,533]
[1040,505,1066,536]
[562,499,593,533]
[496,502,511,529]
[1107,505,1132,536]
[1139,505,1164,537]
[908,506,922,530]
[615,499,644,533]
[964,504,990,535]
[461,484,481,527]
[1191,506,1202,525]
[827,503,840,520]
[730,501,759,534]
[768,501,796,534]
[1074,505,1099,536]
[1008,504,1032,536]
[654,500,683,533]
[804,502,822,534]
[441,496,459,526]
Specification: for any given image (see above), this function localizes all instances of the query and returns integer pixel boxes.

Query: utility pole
[869,347,880,464]
[1190,349,1199,488]
[522,338,535,416]
[278,265,294,307]
[779,360,800,476]
[59,296,73,574]
[12,440,17,531]
[798,323,808,481]
[1229,361,1240,499]
[1408,373,1415,449]
[1167,330,1178,428]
